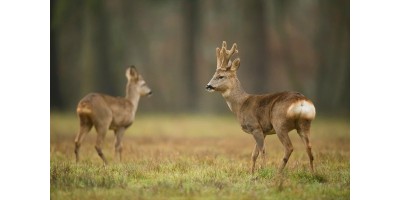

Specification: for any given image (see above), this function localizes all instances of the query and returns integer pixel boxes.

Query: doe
[74,66,152,165]
[206,41,316,174]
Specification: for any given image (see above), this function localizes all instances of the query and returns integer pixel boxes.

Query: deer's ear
[126,66,138,81]
[230,58,240,71]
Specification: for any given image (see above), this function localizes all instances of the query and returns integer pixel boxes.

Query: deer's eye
[217,76,225,80]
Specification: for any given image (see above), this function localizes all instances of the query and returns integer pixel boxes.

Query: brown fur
[74,66,152,165]
[206,42,316,174]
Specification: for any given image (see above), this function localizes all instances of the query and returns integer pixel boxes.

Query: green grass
[50,113,349,199]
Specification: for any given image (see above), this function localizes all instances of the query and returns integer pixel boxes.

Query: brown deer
[206,41,316,174]
[74,66,152,165]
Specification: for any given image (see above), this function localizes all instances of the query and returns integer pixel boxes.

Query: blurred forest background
[50,0,349,115]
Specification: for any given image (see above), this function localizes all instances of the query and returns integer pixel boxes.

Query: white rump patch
[286,100,316,120]
[77,107,92,114]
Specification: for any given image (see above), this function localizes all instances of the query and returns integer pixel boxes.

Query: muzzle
[205,84,215,91]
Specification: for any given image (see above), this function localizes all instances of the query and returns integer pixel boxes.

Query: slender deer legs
[75,118,128,165]
[114,128,125,162]
[276,129,293,173]
[251,130,266,174]
[74,116,92,163]
[297,120,314,172]
[298,131,314,173]
[251,144,259,174]
[94,123,109,166]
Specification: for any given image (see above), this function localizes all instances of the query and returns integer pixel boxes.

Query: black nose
[148,91,153,95]
[206,85,214,90]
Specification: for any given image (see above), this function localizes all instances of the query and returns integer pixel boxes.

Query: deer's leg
[114,128,125,162]
[251,143,259,174]
[276,129,293,173]
[94,124,108,166]
[74,115,92,163]
[298,131,314,173]
[252,129,266,173]
[297,120,314,173]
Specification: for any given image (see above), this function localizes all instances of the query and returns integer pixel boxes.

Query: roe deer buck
[206,41,316,174]
[74,66,152,165]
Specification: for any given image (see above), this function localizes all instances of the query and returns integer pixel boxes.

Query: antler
[216,41,239,69]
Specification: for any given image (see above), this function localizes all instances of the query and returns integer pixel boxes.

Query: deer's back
[77,93,135,129]
[238,91,314,134]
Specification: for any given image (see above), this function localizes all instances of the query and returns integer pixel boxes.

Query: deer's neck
[126,84,141,115]
[221,78,249,115]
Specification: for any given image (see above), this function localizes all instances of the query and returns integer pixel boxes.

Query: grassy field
[50,113,349,200]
